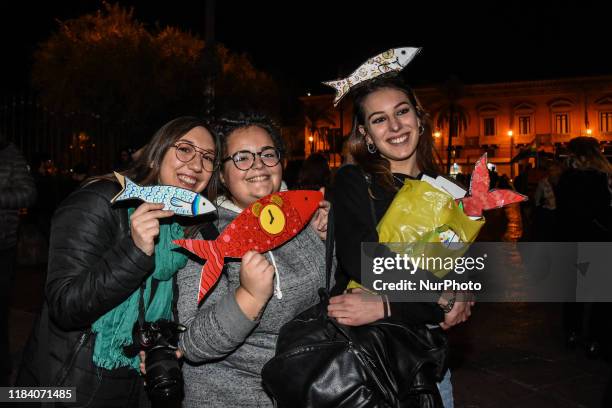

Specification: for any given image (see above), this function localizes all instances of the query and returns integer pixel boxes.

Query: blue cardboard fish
[111,172,215,216]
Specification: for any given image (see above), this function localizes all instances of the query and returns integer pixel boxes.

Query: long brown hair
[91,117,216,188]
[349,75,442,193]
[566,136,612,175]
[122,117,217,191]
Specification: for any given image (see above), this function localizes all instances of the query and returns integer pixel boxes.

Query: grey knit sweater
[177,198,327,407]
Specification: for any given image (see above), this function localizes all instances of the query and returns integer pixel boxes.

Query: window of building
[483,117,496,136]
[554,113,569,134]
[465,136,479,147]
[518,116,531,135]
[600,111,612,133]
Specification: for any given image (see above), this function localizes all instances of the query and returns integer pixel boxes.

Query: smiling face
[221,125,283,209]
[359,87,421,172]
[158,126,216,193]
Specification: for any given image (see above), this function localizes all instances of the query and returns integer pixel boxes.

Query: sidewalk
[451,303,610,407]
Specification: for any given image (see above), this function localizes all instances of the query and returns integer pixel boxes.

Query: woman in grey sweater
[177,113,329,407]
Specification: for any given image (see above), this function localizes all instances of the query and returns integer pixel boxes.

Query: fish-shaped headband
[322,47,421,107]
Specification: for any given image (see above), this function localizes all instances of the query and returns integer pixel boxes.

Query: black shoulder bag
[262,203,448,408]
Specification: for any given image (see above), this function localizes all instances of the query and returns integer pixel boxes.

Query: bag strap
[324,204,335,292]
[362,170,378,228]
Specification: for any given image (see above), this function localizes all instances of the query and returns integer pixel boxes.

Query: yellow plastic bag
[378,179,483,244]
[348,179,484,289]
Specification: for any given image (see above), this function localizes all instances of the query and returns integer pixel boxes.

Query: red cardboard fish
[458,153,527,217]
[174,190,323,303]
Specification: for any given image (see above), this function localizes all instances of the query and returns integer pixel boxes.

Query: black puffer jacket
[556,168,612,241]
[0,142,36,250]
[17,179,155,407]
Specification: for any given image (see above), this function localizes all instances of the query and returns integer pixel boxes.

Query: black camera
[123,319,186,400]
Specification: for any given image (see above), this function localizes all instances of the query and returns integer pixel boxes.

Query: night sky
[1,1,610,97]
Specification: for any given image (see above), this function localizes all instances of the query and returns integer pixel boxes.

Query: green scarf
[91,209,187,371]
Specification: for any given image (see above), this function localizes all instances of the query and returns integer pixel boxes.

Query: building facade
[302,75,612,176]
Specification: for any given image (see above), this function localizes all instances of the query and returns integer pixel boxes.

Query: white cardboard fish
[111,172,215,216]
[322,47,421,106]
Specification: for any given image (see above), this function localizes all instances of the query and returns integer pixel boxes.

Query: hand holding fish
[130,202,175,256]
[173,190,323,303]
[235,251,275,321]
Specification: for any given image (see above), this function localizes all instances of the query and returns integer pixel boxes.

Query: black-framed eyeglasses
[172,141,216,172]
[222,146,281,171]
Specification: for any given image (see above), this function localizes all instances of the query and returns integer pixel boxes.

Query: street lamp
[508,130,514,178]
[433,130,443,162]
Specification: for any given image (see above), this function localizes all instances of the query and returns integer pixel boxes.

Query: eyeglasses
[172,141,216,172]
[222,146,281,171]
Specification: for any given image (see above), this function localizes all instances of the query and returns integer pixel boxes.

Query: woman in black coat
[16,117,217,407]
[556,136,612,358]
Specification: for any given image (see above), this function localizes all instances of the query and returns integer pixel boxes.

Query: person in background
[340,136,356,166]
[556,137,611,359]
[0,135,36,385]
[533,161,563,241]
[58,162,90,202]
[296,152,331,191]
[114,147,134,172]
[29,153,60,243]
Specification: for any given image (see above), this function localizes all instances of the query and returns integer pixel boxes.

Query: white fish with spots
[322,47,421,106]
[111,172,215,216]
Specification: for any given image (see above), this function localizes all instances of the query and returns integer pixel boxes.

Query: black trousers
[0,246,17,385]
[563,302,611,344]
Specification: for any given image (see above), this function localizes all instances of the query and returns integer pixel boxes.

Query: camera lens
[146,347,183,400]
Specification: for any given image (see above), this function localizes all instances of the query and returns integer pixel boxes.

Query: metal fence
[0,92,129,175]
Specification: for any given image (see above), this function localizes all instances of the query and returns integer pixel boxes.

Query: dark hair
[566,136,612,174]
[209,112,285,201]
[349,74,442,193]
[297,153,330,191]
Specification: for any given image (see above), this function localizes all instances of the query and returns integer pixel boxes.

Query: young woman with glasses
[175,112,329,408]
[17,117,217,407]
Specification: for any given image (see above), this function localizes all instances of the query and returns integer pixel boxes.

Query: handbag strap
[324,203,335,292]
[362,172,378,229]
